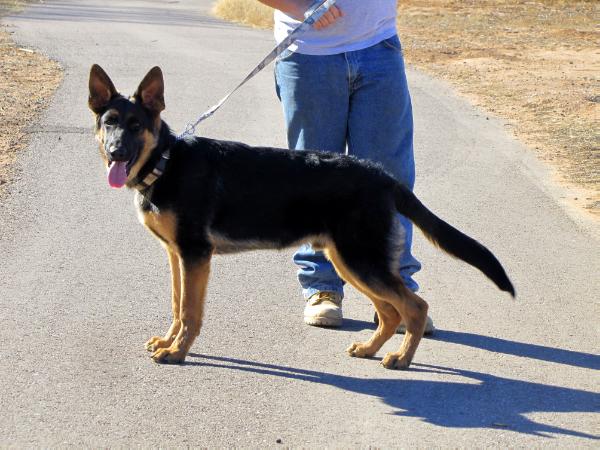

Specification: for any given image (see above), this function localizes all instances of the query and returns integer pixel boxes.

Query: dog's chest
[135,192,177,248]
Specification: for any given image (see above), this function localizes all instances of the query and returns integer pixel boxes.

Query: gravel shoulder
[0,0,62,196]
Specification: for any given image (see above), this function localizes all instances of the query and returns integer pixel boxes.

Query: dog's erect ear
[88,64,118,114]
[134,66,165,115]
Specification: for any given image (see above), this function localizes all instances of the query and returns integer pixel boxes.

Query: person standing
[258,0,433,333]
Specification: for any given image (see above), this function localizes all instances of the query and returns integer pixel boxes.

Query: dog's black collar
[133,148,171,191]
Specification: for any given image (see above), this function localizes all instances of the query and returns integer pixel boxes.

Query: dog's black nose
[108,144,127,161]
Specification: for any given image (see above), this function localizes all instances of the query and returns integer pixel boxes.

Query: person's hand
[283,1,343,28]
[312,5,343,30]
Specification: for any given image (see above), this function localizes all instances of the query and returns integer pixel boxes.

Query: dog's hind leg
[325,242,428,369]
[350,280,428,369]
[152,252,212,364]
[145,247,182,352]
[324,246,402,358]
[347,299,401,358]
[380,286,428,370]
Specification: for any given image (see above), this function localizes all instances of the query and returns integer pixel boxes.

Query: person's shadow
[187,328,600,439]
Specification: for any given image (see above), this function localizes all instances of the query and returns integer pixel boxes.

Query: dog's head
[88,64,165,188]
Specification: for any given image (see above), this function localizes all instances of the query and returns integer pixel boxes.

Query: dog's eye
[128,120,142,132]
[104,115,118,126]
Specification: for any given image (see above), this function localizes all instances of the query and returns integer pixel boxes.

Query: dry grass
[213,0,600,215]
[0,0,24,13]
[397,0,599,214]
[213,0,273,29]
[0,0,62,194]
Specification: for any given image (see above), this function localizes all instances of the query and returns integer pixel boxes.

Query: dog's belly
[208,230,328,255]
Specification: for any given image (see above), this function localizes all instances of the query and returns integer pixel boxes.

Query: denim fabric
[274,35,421,298]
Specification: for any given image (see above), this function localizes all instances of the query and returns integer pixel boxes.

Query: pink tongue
[107,161,128,188]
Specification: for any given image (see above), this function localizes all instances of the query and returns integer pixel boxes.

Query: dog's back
[147,135,400,253]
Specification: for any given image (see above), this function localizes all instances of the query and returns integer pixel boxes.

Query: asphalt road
[1,0,598,446]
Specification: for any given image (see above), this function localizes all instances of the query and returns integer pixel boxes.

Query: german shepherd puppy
[88,64,514,369]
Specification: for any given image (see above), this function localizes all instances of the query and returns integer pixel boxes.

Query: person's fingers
[329,5,343,18]
[314,18,326,29]
[315,13,334,29]
[320,13,334,27]
[313,6,343,29]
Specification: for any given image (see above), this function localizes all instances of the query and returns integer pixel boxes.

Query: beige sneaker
[304,291,343,327]
[373,312,435,335]
[396,315,435,335]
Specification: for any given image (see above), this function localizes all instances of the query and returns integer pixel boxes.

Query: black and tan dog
[88,64,515,369]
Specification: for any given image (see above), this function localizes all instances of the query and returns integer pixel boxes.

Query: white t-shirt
[274,0,398,55]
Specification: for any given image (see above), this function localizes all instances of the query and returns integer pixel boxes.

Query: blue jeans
[274,35,421,298]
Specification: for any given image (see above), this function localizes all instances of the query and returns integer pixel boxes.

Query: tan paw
[145,336,173,352]
[151,346,186,364]
[381,352,411,370]
[346,342,375,358]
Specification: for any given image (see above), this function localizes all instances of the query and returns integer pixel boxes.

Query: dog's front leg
[146,247,182,352]
[152,252,212,364]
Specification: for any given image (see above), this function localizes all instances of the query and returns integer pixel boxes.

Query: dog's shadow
[187,331,600,439]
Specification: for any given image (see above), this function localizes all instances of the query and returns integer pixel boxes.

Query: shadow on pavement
[186,345,600,439]
[333,318,376,332]
[429,330,600,371]
[329,324,600,371]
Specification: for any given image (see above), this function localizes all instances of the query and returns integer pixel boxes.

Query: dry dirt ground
[0,0,62,197]
[214,0,600,217]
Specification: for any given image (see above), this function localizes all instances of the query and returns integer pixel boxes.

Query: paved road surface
[1,0,598,446]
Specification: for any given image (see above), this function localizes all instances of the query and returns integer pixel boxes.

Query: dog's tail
[394,183,515,297]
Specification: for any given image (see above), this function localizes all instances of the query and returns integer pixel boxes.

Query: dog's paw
[346,342,375,358]
[145,336,172,352]
[381,352,411,370]
[151,347,186,364]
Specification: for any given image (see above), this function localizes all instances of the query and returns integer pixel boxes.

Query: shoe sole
[304,316,343,327]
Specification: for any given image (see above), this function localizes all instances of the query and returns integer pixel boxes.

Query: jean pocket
[381,35,402,52]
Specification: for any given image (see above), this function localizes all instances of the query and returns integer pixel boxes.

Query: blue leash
[177,0,337,140]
